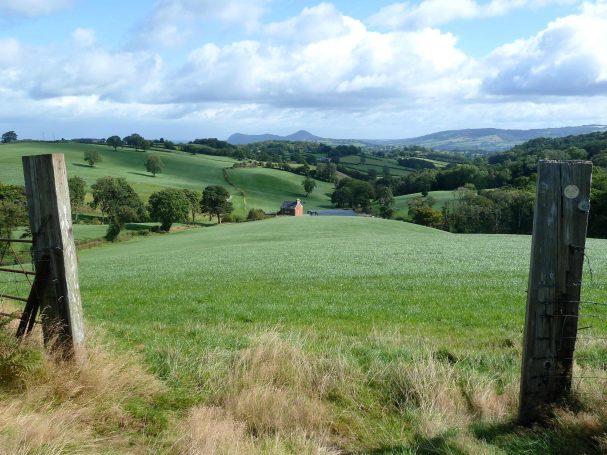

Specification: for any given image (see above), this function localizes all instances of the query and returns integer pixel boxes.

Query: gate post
[519,160,592,424]
[22,154,85,361]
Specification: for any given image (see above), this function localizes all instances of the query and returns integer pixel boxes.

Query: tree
[302,176,316,197]
[124,133,145,151]
[411,207,444,228]
[1,131,17,143]
[90,177,146,240]
[148,188,189,231]
[0,182,28,256]
[106,135,123,151]
[182,189,201,223]
[68,176,86,221]
[84,150,101,167]
[375,186,394,219]
[331,178,374,211]
[145,154,164,177]
[201,185,232,224]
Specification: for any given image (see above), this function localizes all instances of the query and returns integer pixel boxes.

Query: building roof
[281,200,302,209]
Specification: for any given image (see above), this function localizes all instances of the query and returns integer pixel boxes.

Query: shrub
[247,208,267,221]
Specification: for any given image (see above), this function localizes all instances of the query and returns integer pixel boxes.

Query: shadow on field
[472,419,605,454]
[125,223,154,231]
[128,172,155,178]
[72,163,94,168]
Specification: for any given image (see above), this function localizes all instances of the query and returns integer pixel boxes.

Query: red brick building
[279,199,304,216]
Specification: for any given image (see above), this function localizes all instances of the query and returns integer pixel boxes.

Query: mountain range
[227,125,607,152]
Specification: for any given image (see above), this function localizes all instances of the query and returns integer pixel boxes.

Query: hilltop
[228,125,607,151]
[227,130,321,145]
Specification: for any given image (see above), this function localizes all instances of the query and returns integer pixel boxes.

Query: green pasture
[75,216,606,451]
[3,216,607,452]
[0,142,234,200]
[225,167,334,213]
[391,190,454,218]
[341,154,411,176]
[0,142,333,217]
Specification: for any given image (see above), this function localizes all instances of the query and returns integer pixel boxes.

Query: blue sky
[0,0,606,140]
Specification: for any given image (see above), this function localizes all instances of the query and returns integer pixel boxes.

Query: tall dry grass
[4,322,607,454]
[0,324,166,454]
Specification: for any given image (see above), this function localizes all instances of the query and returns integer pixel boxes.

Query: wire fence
[0,238,38,331]
[565,248,607,397]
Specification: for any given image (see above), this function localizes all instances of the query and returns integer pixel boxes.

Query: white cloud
[3,1,607,139]
[134,0,269,48]
[0,37,163,103]
[72,28,96,48]
[0,38,21,65]
[0,0,71,16]
[368,0,577,30]
[160,5,474,108]
[484,3,607,95]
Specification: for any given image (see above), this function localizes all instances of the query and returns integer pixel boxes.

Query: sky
[1,0,607,140]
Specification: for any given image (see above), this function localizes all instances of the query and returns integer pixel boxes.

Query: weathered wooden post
[519,160,592,424]
[22,154,86,361]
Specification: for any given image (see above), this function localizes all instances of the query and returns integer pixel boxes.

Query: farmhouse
[279,199,304,216]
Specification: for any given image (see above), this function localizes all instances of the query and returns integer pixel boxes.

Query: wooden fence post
[22,154,86,361]
[519,160,593,424]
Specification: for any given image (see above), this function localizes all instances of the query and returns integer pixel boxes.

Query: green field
[390,191,454,219]
[9,216,600,453]
[0,142,332,216]
[341,154,412,177]
[225,167,334,212]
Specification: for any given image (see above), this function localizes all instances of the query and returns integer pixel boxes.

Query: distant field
[0,142,330,216]
[390,190,454,218]
[340,154,411,176]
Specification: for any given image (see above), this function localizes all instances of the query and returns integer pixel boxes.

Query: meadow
[3,217,605,453]
[0,142,333,215]
[391,191,454,219]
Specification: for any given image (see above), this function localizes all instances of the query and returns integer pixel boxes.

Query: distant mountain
[227,125,607,151]
[376,125,607,152]
[227,130,322,145]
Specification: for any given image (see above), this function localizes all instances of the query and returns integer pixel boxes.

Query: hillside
[226,125,607,151]
[379,125,607,152]
[227,130,321,145]
[0,141,333,216]
[3,216,606,452]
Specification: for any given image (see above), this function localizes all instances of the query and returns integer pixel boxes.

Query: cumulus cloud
[134,0,269,48]
[0,37,163,103]
[159,4,475,108]
[368,0,576,29]
[0,0,71,16]
[3,1,607,139]
[484,3,607,96]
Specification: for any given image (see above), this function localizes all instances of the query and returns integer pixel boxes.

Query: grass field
[389,191,454,219]
[225,167,334,212]
[0,142,332,216]
[341,155,411,177]
[4,217,604,453]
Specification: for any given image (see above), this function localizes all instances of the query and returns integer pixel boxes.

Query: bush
[222,213,244,223]
[247,208,267,221]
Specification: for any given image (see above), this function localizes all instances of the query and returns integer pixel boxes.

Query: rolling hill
[227,125,607,151]
[0,141,334,216]
[227,130,321,145]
